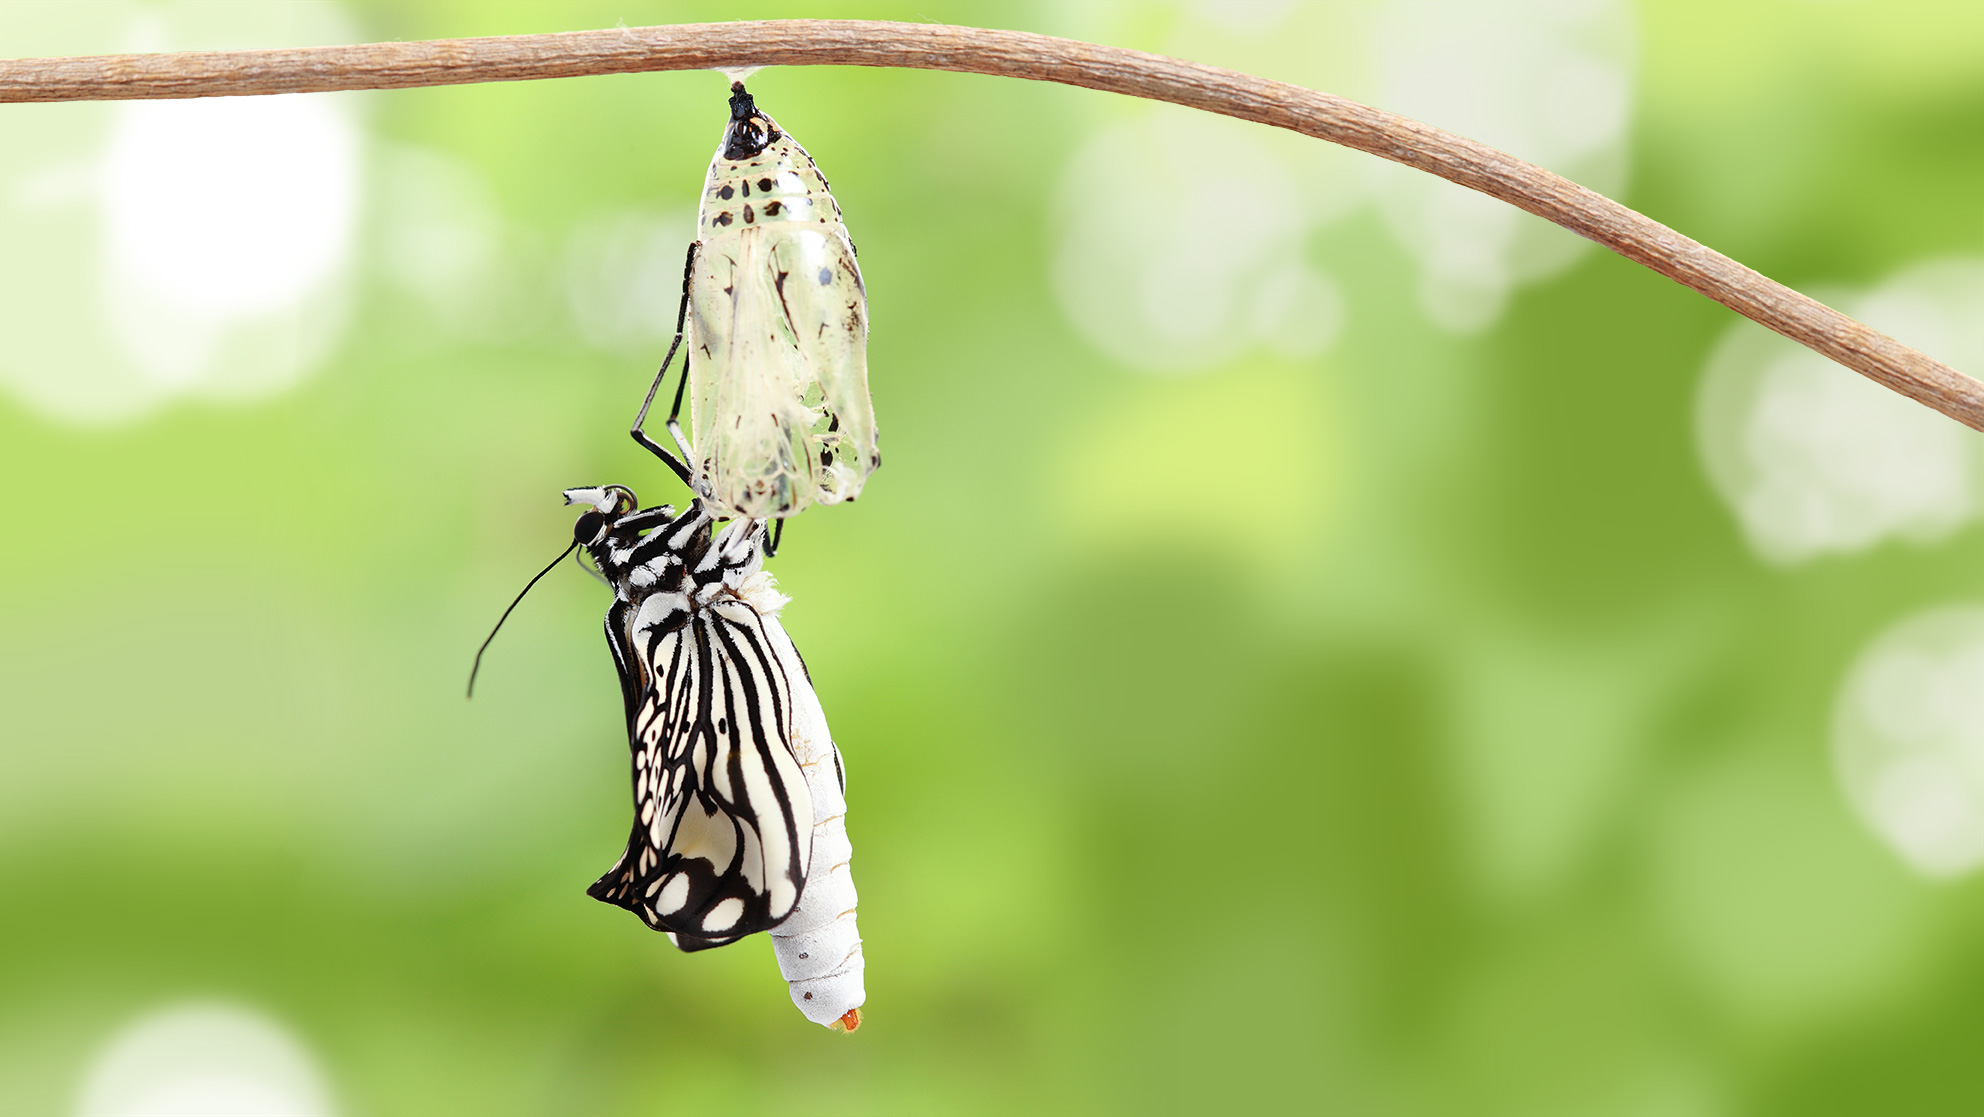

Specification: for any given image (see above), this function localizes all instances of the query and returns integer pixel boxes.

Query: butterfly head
[563,485,639,546]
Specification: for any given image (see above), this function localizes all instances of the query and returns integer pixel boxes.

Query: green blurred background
[7,1,1984,1114]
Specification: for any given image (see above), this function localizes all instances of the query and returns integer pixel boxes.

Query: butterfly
[560,482,866,1030]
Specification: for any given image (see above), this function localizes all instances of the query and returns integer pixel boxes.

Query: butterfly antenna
[467,539,581,698]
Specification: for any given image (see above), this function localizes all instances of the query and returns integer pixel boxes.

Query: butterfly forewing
[584,505,813,946]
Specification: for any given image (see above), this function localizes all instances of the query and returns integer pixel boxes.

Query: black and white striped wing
[589,595,814,949]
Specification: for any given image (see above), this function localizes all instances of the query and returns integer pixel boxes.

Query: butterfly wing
[588,592,814,947]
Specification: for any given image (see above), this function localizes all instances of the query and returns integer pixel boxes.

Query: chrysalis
[563,484,866,1030]
[634,81,880,522]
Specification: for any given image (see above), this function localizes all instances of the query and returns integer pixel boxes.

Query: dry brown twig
[4,18,1978,430]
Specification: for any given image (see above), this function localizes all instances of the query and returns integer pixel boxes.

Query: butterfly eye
[574,511,606,545]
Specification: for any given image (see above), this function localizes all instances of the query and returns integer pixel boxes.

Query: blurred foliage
[7,1,1984,1114]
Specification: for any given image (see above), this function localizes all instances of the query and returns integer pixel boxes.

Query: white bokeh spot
[1834,605,1984,878]
[1370,0,1636,332]
[1697,259,1984,564]
[1053,107,1346,373]
[1049,0,1635,370]
[100,94,359,390]
[104,97,355,320]
[76,1001,337,1117]
[0,2,361,424]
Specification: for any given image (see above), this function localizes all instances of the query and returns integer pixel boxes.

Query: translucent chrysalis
[635,81,880,521]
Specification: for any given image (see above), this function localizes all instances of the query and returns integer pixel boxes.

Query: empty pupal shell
[688,83,880,520]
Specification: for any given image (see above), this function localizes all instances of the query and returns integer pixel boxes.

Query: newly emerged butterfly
[563,483,866,1030]
[638,81,881,522]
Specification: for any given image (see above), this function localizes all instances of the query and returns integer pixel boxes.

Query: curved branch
[4,19,1979,429]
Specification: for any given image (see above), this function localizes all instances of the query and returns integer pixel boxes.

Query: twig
[4,19,1978,430]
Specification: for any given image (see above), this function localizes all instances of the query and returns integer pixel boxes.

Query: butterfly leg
[633,241,700,487]
[662,293,699,476]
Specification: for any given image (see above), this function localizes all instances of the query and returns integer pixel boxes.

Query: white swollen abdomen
[764,618,865,1029]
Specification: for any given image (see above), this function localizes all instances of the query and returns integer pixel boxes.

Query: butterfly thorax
[586,528,693,599]
[583,503,774,626]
